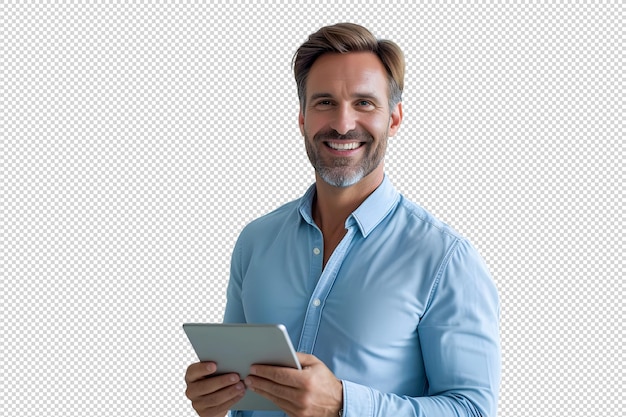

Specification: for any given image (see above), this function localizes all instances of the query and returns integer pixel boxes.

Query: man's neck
[312,170,384,235]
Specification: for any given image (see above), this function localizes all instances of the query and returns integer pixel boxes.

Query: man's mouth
[325,141,363,151]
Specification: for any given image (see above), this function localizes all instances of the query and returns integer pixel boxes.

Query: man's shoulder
[239,198,302,236]
[394,194,464,242]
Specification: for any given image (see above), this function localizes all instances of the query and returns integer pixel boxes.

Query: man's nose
[329,105,357,135]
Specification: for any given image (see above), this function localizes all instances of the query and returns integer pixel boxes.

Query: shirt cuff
[341,379,373,417]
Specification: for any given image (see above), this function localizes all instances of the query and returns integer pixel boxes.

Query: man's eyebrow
[309,93,333,101]
[308,92,383,102]
[352,92,382,102]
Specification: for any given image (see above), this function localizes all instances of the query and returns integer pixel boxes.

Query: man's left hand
[244,352,343,417]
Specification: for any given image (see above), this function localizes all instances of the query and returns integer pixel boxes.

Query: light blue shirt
[225,176,501,417]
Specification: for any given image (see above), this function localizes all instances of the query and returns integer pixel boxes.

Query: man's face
[299,52,402,188]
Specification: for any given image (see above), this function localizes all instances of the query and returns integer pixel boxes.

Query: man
[185,23,501,417]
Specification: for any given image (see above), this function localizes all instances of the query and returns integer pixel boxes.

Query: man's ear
[388,102,403,137]
[298,110,305,136]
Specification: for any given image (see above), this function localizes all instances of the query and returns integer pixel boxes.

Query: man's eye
[357,100,373,107]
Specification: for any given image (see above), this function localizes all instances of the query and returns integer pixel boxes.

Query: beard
[304,127,388,188]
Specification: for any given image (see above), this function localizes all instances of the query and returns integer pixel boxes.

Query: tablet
[183,323,301,411]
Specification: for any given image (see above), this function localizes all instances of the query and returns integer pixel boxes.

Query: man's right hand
[185,362,245,417]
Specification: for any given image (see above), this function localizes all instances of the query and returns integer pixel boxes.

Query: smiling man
[185,23,501,417]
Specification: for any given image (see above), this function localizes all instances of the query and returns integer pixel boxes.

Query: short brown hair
[293,23,405,111]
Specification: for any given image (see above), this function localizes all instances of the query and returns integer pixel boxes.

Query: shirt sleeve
[341,238,501,417]
[223,234,247,323]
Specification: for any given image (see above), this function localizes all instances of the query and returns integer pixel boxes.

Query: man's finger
[244,374,299,407]
[186,373,243,401]
[191,379,246,411]
[249,353,322,387]
[195,381,246,407]
[249,363,303,386]
[185,362,217,383]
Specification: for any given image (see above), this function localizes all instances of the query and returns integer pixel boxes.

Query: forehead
[306,52,389,99]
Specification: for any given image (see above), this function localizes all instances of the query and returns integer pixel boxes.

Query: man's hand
[244,353,343,417]
[185,362,245,417]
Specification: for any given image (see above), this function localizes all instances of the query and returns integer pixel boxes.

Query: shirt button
[313,298,321,307]
[313,247,321,255]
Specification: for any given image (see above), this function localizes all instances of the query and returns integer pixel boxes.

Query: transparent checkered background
[1,2,623,416]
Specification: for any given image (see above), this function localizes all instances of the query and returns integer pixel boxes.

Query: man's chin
[318,170,364,188]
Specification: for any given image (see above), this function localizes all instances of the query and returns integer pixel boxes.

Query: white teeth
[327,142,361,151]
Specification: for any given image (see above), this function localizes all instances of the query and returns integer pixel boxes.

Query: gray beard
[316,158,370,188]
[304,130,388,188]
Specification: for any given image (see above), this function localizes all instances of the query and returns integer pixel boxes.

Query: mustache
[313,129,373,142]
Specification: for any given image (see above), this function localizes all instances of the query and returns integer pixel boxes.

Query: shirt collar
[298,175,400,238]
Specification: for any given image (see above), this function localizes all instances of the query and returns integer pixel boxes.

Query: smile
[325,141,363,151]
